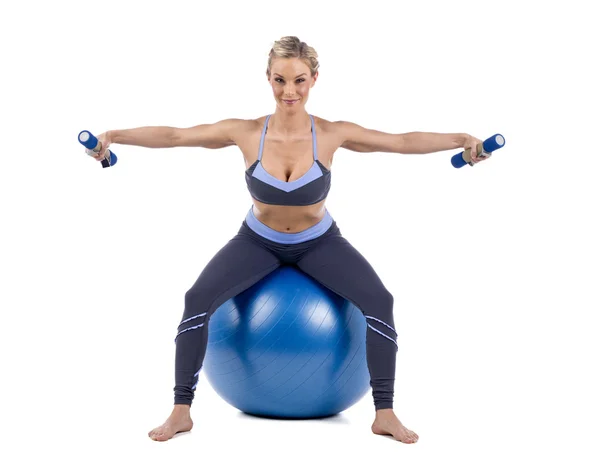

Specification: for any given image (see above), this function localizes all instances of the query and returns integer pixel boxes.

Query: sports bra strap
[309,115,317,160]
[257,114,271,161]
[258,114,317,161]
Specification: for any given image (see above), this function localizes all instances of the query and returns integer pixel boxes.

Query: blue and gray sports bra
[245,114,331,206]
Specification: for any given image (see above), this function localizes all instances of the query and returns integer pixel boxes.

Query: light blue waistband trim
[245,207,333,244]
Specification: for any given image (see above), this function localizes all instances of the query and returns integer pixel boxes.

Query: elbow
[170,127,184,148]
[396,132,423,154]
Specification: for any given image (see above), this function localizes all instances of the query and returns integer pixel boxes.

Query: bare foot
[371,409,419,444]
[148,405,194,442]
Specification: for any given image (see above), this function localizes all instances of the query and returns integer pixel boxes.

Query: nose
[284,83,295,96]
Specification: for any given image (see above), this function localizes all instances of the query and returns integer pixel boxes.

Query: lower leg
[147,328,205,442]
[366,317,419,444]
[368,343,419,443]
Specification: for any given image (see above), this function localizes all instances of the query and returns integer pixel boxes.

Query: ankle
[375,408,395,418]
[173,404,191,413]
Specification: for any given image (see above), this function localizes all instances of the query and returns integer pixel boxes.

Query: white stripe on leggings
[367,323,398,348]
[179,312,208,326]
[366,315,397,335]
[174,322,205,342]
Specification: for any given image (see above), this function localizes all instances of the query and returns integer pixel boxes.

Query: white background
[1,0,598,463]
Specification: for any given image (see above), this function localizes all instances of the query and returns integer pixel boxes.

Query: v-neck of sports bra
[255,114,323,184]
[256,158,321,185]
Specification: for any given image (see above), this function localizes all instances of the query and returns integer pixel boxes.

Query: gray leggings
[174,208,398,410]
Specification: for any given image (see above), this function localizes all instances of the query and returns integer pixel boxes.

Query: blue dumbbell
[78,130,118,168]
[451,134,505,168]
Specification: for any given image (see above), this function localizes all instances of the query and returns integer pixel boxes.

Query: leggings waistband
[244,207,333,244]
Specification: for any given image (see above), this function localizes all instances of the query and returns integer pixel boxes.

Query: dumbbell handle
[451,134,505,168]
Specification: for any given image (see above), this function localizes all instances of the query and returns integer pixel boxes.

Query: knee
[184,287,199,304]
[180,286,216,324]
[382,288,394,310]
[368,287,395,327]
[184,283,218,307]
[372,287,394,315]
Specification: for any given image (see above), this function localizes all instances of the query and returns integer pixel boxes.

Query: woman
[91,36,487,444]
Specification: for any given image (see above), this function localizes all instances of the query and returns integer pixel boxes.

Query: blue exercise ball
[203,266,370,419]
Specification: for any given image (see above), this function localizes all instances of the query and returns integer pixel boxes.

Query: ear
[311,71,318,87]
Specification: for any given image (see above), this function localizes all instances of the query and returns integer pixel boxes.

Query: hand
[463,134,488,165]
[87,131,113,162]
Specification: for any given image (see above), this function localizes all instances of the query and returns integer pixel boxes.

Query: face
[268,58,317,111]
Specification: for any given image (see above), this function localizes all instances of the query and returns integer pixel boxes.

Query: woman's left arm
[335,121,488,164]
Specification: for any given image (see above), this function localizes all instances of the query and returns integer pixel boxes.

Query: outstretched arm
[335,121,468,155]
[173,119,250,149]
[109,119,249,150]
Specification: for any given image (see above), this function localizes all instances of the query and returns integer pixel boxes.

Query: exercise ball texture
[204,266,370,418]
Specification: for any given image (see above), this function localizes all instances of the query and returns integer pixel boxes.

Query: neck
[270,107,311,135]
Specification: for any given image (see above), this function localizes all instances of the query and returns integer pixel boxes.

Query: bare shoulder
[311,115,338,132]
[225,118,260,142]
[233,116,267,145]
[310,116,346,146]
[326,119,359,141]
[311,116,372,149]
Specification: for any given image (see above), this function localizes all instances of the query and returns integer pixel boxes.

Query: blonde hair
[266,36,319,77]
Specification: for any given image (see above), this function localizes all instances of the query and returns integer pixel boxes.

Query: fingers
[85,145,108,162]
[471,145,481,164]
[468,140,488,165]
[473,150,491,164]
[465,146,478,165]
[85,148,107,162]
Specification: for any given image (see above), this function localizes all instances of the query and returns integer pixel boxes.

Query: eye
[274,77,305,84]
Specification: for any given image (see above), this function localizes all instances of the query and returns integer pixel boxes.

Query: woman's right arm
[109,118,247,149]
[90,119,249,162]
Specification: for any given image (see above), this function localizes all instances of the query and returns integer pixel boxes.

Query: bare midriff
[251,200,327,233]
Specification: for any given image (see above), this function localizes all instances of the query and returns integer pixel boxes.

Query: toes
[401,431,418,443]
[148,428,165,441]
[152,432,167,441]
